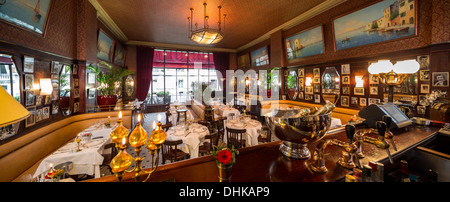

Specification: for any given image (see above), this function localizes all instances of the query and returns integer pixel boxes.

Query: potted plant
[156,91,171,104]
[88,62,133,111]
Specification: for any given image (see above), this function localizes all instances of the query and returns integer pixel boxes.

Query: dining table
[165,123,210,159]
[224,117,263,147]
[169,104,194,125]
[32,122,119,181]
[213,104,241,119]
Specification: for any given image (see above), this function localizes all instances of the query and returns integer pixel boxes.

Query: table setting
[224,116,262,147]
[166,123,210,159]
[32,121,118,181]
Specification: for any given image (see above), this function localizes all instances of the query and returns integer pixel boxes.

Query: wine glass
[76,136,82,152]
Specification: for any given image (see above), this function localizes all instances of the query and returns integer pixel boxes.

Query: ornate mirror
[322,67,340,103]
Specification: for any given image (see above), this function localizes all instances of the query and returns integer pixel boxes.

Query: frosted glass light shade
[368,60,394,74]
[40,78,53,95]
[393,60,420,74]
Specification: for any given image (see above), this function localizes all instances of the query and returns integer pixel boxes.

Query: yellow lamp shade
[110,121,129,144]
[129,122,147,148]
[0,86,30,128]
[110,150,133,173]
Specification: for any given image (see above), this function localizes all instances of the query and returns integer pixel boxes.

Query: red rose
[217,149,232,165]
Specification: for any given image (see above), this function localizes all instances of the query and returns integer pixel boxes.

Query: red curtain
[136,46,154,101]
[213,52,229,92]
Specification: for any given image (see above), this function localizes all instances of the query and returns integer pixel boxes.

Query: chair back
[162,139,184,164]
[176,109,188,123]
[165,111,172,125]
[54,161,73,179]
[225,127,246,149]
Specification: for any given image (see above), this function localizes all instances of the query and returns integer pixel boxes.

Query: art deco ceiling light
[188,3,226,45]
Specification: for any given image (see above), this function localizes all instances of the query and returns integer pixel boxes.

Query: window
[0,54,20,102]
[148,50,220,104]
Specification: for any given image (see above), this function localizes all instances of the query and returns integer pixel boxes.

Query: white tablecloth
[331,117,342,129]
[169,106,194,125]
[166,123,209,159]
[214,105,240,119]
[33,123,117,180]
[224,118,262,147]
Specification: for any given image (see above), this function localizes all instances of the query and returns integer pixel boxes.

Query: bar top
[88,124,441,182]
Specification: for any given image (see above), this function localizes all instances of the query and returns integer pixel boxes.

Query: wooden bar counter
[87,124,442,182]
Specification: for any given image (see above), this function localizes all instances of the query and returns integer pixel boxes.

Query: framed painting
[0,0,53,36]
[250,46,269,67]
[113,43,126,66]
[333,0,417,51]
[238,53,250,69]
[97,29,115,62]
[285,25,324,62]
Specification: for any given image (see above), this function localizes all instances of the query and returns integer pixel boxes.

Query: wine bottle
[362,165,372,182]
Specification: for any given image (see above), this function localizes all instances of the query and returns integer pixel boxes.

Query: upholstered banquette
[0,111,132,182]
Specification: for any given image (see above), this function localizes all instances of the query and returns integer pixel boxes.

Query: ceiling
[94,0,343,51]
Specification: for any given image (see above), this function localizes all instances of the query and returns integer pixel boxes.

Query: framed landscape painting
[333,0,417,51]
[285,25,324,62]
[251,46,269,67]
[0,0,53,35]
[113,43,126,66]
[97,29,115,62]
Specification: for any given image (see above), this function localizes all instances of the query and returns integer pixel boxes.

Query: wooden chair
[225,127,246,149]
[165,111,172,125]
[199,132,219,156]
[216,117,227,143]
[161,123,172,132]
[101,142,118,173]
[176,109,188,123]
[258,125,272,143]
[162,140,189,164]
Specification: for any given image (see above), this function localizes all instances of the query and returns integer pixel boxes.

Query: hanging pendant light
[188,3,226,45]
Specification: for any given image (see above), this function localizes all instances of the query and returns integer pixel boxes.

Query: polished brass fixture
[188,3,226,45]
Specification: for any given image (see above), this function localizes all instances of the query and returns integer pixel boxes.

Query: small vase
[217,163,232,182]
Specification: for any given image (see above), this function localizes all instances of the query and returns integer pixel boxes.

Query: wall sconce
[40,78,53,95]
[355,76,364,87]
[368,59,419,102]
[305,77,312,86]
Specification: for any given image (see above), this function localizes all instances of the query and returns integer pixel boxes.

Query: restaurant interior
[0,0,449,183]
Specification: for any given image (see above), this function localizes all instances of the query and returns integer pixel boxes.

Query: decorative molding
[88,0,128,42]
[126,40,238,53]
[236,0,347,52]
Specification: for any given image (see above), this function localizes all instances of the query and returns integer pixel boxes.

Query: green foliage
[88,61,134,95]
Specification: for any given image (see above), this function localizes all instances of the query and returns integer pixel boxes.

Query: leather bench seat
[0,111,132,182]
[260,100,359,124]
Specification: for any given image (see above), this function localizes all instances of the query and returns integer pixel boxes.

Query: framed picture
[313,68,320,78]
[314,94,321,103]
[44,95,51,105]
[298,78,304,91]
[417,55,430,69]
[25,106,36,128]
[432,72,449,87]
[341,96,349,107]
[360,98,367,107]
[25,90,34,106]
[97,29,116,62]
[35,108,42,122]
[305,86,314,95]
[333,0,417,51]
[351,97,359,105]
[52,102,59,115]
[24,74,34,90]
[73,78,79,88]
[74,102,79,113]
[420,84,430,94]
[354,87,365,96]
[251,46,270,67]
[370,86,378,95]
[420,70,430,81]
[313,77,320,84]
[113,43,127,66]
[417,106,426,115]
[238,54,250,69]
[0,0,53,35]
[74,88,80,98]
[51,61,61,74]
[36,95,43,107]
[369,98,381,105]
[23,56,34,73]
[285,25,324,61]
[298,68,305,77]
[42,106,50,120]
[341,64,350,74]
[313,84,320,93]
[369,74,379,84]
[342,86,350,95]
[88,88,96,99]
[342,75,350,85]
[299,92,304,100]
[72,64,78,76]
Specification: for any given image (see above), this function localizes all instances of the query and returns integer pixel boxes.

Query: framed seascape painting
[113,43,126,66]
[97,29,115,62]
[333,0,417,51]
[250,46,269,67]
[0,0,53,35]
[285,25,324,62]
